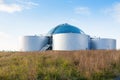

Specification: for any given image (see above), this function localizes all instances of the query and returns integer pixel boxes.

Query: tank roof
[47,23,85,36]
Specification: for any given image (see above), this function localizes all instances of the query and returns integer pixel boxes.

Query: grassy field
[0,50,120,80]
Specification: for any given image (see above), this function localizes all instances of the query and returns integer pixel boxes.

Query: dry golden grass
[0,50,120,80]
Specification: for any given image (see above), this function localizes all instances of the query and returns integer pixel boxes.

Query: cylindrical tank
[90,38,116,50]
[20,35,48,51]
[52,33,90,51]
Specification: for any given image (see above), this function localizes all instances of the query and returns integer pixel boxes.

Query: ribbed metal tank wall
[90,38,116,50]
[21,36,48,51]
[52,33,90,51]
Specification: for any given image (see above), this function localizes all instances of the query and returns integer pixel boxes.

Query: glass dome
[47,23,85,36]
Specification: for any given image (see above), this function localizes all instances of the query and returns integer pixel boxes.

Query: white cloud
[112,3,120,22]
[0,4,22,13]
[22,1,38,9]
[103,2,120,23]
[0,0,3,3]
[0,32,11,38]
[15,0,38,9]
[0,0,38,13]
[0,32,19,51]
[74,7,91,15]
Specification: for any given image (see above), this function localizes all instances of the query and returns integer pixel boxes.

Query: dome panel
[47,23,84,36]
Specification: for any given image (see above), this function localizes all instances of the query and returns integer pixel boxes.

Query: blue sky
[0,0,120,50]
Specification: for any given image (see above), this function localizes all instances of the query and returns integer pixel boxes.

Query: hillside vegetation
[0,50,120,80]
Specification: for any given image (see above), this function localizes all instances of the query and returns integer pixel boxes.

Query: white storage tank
[90,38,116,50]
[20,35,48,51]
[53,33,90,51]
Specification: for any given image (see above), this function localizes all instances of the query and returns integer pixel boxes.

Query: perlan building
[20,23,116,51]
